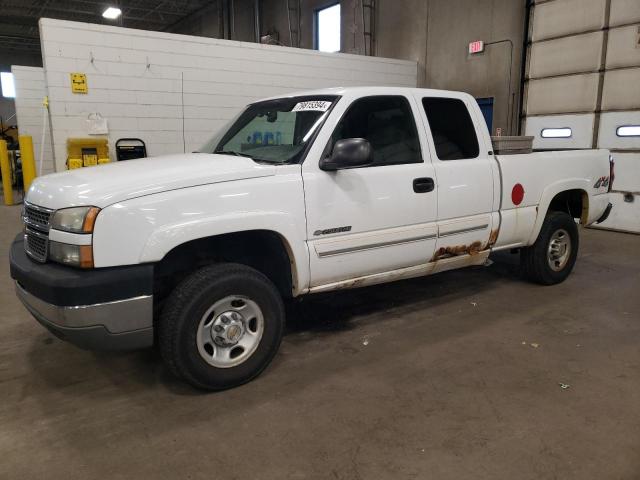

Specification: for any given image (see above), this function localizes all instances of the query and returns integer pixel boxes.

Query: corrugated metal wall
[523,0,640,233]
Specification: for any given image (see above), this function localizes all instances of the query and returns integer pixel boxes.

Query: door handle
[413,177,435,193]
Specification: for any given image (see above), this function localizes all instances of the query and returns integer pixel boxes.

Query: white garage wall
[10,66,55,175]
[38,18,418,171]
[524,0,640,233]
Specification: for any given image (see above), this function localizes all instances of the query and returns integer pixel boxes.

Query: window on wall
[422,97,479,160]
[541,127,572,138]
[315,3,341,53]
[616,125,640,137]
[1,72,16,98]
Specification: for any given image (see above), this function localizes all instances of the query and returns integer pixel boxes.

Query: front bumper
[10,234,154,350]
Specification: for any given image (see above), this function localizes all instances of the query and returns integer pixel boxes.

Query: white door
[302,94,438,287]
[415,94,497,257]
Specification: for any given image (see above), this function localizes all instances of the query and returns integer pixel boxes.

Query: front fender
[92,171,310,294]
[141,211,308,294]
[141,212,301,263]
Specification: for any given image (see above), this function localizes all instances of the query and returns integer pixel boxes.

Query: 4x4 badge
[594,176,610,189]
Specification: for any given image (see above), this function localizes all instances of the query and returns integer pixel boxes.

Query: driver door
[301,94,438,288]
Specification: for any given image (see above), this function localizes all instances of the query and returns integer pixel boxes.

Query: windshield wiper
[215,150,287,165]
[215,149,290,165]
[251,158,285,165]
[214,150,255,159]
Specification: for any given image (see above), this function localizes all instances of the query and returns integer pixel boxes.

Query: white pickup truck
[11,87,614,390]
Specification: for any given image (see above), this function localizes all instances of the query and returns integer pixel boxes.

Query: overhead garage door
[523,0,640,233]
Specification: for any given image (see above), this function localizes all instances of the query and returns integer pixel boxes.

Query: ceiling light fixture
[102,7,122,20]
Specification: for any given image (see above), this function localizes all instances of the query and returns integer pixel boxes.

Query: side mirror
[320,138,373,171]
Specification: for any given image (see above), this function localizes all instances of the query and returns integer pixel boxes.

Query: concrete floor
[1,203,639,479]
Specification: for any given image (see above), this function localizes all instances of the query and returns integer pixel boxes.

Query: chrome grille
[22,202,53,263]
[24,228,48,262]
[23,202,53,231]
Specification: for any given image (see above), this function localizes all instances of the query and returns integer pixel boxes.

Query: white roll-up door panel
[526,114,595,149]
[593,192,640,234]
[609,153,640,192]
[598,112,640,150]
[526,74,599,115]
[609,0,640,27]
[531,0,607,41]
[605,25,640,69]
[529,32,603,79]
[601,68,640,110]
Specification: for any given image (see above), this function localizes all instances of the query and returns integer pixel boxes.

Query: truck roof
[257,86,473,103]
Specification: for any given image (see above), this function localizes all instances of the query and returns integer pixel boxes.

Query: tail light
[609,154,615,192]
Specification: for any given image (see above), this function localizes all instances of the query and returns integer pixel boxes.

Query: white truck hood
[26,153,277,209]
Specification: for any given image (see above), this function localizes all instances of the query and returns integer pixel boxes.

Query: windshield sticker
[291,101,332,112]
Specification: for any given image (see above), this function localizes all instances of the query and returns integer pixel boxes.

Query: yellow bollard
[0,140,14,206]
[19,135,37,193]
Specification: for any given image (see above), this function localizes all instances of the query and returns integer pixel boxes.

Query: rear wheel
[521,211,579,285]
[158,263,285,390]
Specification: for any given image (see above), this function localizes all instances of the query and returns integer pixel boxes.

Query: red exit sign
[469,40,484,54]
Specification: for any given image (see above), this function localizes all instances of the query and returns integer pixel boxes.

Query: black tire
[158,263,285,391]
[521,211,579,285]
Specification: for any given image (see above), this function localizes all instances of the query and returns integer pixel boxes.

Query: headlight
[50,206,100,233]
[49,241,94,268]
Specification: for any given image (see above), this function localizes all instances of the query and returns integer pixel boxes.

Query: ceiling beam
[0,15,39,27]
[163,0,216,31]
[0,0,196,18]
[1,8,174,25]
[0,0,215,50]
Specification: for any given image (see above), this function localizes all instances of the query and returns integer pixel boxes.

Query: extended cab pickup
[10,87,614,390]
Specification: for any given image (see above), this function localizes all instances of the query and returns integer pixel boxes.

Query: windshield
[198,95,339,164]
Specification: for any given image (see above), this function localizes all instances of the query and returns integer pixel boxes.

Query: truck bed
[493,149,612,250]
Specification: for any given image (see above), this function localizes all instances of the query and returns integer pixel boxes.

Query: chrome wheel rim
[547,228,571,272]
[196,296,264,368]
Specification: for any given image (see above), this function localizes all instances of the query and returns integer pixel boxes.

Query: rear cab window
[422,97,479,160]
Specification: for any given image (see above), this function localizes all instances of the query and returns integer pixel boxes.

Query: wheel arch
[153,229,301,305]
[528,180,590,245]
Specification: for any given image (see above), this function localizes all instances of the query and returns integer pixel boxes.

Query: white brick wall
[10,66,55,175]
[39,18,418,171]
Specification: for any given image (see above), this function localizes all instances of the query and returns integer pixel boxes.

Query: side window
[329,96,422,166]
[422,97,479,160]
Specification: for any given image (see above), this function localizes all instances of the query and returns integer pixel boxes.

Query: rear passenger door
[302,94,438,288]
[416,95,497,258]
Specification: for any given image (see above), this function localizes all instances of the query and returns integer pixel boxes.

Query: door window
[328,96,422,166]
[422,97,479,160]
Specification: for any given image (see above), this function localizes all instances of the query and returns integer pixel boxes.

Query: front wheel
[520,211,579,285]
[158,263,285,390]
